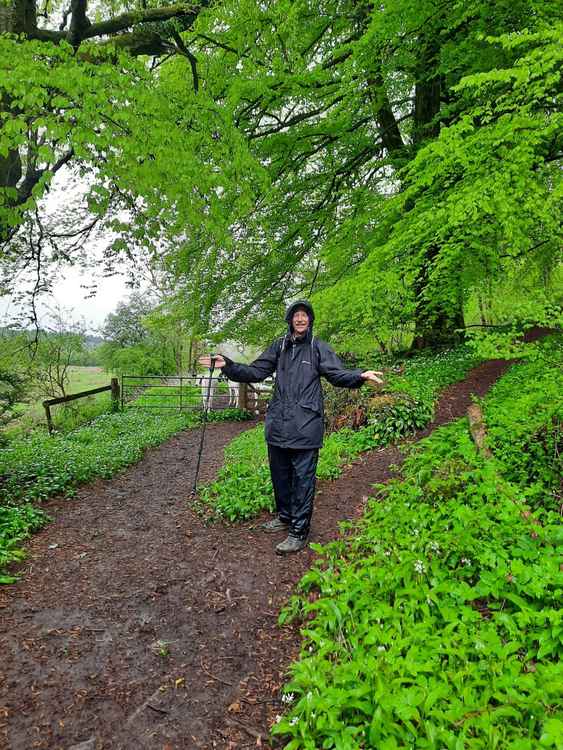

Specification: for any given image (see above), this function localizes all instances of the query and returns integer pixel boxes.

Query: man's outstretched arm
[318,342,383,388]
[199,342,278,383]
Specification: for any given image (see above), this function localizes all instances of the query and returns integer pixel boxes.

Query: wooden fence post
[111,378,120,412]
[43,402,54,434]
[239,383,248,411]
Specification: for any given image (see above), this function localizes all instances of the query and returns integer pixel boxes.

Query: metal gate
[120,374,273,413]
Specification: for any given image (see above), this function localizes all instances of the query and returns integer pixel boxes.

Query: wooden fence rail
[43,378,120,434]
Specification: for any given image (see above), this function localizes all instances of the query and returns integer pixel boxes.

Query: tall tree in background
[99,293,179,375]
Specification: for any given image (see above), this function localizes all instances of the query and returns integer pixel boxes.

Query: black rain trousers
[268,445,319,539]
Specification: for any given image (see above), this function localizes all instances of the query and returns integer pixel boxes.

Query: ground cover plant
[0,504,47,584]
[200,346,481,521]
[272,336,562,749]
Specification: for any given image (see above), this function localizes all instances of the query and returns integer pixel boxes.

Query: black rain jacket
[221,301,364,449]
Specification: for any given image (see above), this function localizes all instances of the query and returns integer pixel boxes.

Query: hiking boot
[275,534,309,555]
[261,517,289,533]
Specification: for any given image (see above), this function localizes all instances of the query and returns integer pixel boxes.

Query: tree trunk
[412,301,465,349]
[409,38,464,349]
[0,3,24,241]
[412,243,464,349]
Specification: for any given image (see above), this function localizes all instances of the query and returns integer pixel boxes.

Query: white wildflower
[282,693,295,705]
[413,528,420,536]
[429,541,440,553]
[461,557,472,566]
[414,559,426,575]
[377,645,386,652]
[275,714,282,724]
[290,717,299,726]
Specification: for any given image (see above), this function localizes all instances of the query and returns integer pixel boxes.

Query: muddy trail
[0,358,512,750]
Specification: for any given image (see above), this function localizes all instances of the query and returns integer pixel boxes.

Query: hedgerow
[272,336,562,749]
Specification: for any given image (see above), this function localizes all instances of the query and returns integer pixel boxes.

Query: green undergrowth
[4,392,120,442]
[0,405,251,580]
[272,336,562,749]
[0,504,48,584]
[200,346,481,521]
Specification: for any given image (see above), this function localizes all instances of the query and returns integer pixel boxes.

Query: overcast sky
[0,266,132,333]
[0,167,140,333]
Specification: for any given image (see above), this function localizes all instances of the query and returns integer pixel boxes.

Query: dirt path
[0,359,511,750]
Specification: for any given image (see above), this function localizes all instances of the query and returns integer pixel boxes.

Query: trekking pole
[191,355,216,497]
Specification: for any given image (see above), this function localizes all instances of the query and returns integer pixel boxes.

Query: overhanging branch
[30,2,210,52]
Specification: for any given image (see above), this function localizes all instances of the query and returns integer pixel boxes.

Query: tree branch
[248,96,345,140]
[31,2,210,50]
[171,30,198,92]
[68,0,90,48]
[17,148,74,206]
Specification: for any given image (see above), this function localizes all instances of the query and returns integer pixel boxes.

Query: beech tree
[0,0,260,311]
[0,0,203,235]
[182,0,562,347]
[1,0,561,353]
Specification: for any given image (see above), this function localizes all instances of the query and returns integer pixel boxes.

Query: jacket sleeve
[221,341,279,383]
[318,342,364,389]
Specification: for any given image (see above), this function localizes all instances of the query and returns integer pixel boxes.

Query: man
[199,300,383,554]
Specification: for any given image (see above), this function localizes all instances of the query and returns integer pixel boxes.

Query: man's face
[292,309,310,336]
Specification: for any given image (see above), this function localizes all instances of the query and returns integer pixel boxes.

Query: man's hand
[198,354,226,369]
[361,370,384,385]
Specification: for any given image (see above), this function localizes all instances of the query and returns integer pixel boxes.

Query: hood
[285,299,315,333]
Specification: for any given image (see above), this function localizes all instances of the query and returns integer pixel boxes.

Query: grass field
[6,367,113,436]
[65,366,109,392]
